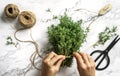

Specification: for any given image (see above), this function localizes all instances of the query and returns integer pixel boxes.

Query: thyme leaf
[46,8,51,12]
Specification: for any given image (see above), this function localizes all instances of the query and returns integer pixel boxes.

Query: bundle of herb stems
[48,13,86,67]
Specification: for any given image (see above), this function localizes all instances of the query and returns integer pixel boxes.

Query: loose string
[14,28,43,76]
[14,28,43,58]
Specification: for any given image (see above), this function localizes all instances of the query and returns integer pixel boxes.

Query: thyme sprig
[93,26,117,47]
[6,36,19,47]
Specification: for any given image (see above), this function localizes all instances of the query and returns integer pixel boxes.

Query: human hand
[73,52,95,76]
[41,52,65,76]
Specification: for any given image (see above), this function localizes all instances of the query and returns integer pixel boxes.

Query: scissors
[90,35,120,70]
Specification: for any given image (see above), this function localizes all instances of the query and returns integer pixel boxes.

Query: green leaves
[46,8,51,12]
[6,36,19,47]
[48,14,86,67]
[93,26,117,47]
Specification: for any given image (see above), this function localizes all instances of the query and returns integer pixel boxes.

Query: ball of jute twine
[4,4,20,18]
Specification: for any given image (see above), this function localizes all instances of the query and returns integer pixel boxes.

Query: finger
[73,52,84,66]
[44,52,57,62]
[87,54,95,67]
[79,52,90,65]
[55,56,65,68]
[50,55,65,65]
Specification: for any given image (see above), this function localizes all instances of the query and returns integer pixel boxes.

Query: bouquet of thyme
[48,14,86,67]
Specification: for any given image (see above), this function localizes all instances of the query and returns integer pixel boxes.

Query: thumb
[55,56,65,68]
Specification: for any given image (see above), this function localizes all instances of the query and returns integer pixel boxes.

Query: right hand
[73,52,96,76]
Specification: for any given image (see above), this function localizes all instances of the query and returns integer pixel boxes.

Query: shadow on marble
[1,11,16,23]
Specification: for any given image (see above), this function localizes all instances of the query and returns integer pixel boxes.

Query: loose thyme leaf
[53,15,58,19]
[46,8,51,12]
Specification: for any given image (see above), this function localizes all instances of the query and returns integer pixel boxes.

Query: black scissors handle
[90,50,110,70]
[90,35,120,70]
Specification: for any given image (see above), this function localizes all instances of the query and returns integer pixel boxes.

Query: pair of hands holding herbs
[41,52,95,76]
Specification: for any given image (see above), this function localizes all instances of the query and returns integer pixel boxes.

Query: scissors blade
[105,35,120,51]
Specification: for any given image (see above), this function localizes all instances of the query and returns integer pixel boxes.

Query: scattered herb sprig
[93,26,117,47]
[53,15,58,19]
[48,13,86,67]
[46,8,51,12]
[6,36,19,47]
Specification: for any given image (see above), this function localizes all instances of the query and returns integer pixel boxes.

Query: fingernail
[63,56,66,59]
[73,52,77,55]
[59,55,65,59]
[73,52,76,54]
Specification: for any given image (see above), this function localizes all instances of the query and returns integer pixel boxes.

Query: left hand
[41,52,65,76]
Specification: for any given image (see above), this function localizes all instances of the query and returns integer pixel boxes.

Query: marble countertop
[0,0,120,76]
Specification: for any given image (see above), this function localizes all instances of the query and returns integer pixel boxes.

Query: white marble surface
[0,0,120,76]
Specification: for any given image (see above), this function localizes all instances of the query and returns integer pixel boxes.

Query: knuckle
[49,68,55,72]
[55,55,61,60]
[86,54,90,57]
[43,60,47,64]
[54,68,59,72]
[82,52,86,55]
[53,56,58,60]
[51,51,56,55]
[47,62,51,65]
[43,60,51,66]
[80,66,87,70]
[49,67,59,73]
[75,53,79,57]
[80,52,84,55]
[47,62,52,67]
[81,65,92,70]
[86,65,91,69]
[91,64,95,68]
[51,51,55,54]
